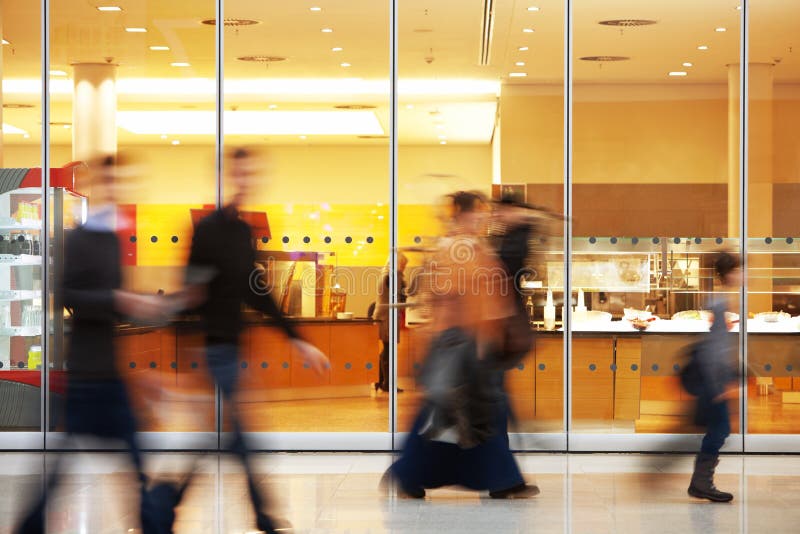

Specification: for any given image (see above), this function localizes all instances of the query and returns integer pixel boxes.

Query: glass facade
[0,0,797,452]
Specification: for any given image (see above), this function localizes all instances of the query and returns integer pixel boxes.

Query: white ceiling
[1,0,799,148]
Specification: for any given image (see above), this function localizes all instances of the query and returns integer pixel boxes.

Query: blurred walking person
[184,147,329,533]
[374,252,408,393]
[15,155,167,534]
[386,191,538,499]
[682,251,740,502]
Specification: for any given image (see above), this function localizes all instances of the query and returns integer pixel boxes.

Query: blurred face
[724,266,743,288]
[228,153,261,208]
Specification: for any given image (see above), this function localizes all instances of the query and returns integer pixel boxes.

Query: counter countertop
[109,315,377,336]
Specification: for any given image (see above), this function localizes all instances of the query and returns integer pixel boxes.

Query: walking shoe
[688,452,733,503]
[489,483,541,499]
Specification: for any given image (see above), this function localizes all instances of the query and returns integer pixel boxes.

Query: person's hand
[714,385,739,403]
[291,338,330,375]
[114,291,169,322]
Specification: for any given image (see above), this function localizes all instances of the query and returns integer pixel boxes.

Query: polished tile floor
[1,452,799,533]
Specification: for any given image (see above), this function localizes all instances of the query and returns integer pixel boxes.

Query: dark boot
[256,512,293,533]
[688,453,733,502]
[489,483,541,499]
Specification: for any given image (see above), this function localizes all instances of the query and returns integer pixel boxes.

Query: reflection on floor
[1,452,799,533]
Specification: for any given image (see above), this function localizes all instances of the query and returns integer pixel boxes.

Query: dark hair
[714,251,740,280]
[448,191,484,216]
[232,147,250,160]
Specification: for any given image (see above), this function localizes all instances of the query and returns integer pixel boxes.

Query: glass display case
[0,166,86,432]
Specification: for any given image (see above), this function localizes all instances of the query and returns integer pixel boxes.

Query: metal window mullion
[215,0,224,451]
[740,0,749,451]
[41,0,51,450]
[564,0,573,450]
[389,0,399,449]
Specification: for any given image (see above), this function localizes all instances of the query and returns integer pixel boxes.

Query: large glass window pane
[49,0,217,435]
[397,1,565,436]
[572,1,741,437]
[0,0,44,438]
[222,0,390,434]
[746,1,800,435]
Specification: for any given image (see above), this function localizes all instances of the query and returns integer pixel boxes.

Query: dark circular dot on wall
[18,362,24,368]
[366,236,374,244]
[589,237,597,244]
[366,362,373,370]
[695,238,702,244]
[589,364,596,371]
[787,365,793,372]
[413,363,421,370]
[414,236,422,244]
[652,364,659,372]
[170,361,177,369]
[282,362,289,369]
[149,362,156,369]
[261,236,269,244]
[539,363,546,371]
[765,364,773,372]
[652,237,660,244]
[673,237,681,244]
[610,237,618,244]
[171,236,179,243]
[129,362,136,369]
[673,364,681,372]
[631,364,638,371]
[765,237,773,244]
[130,236,137,243]
[517,363,525,371]
[631,237,639,245]
[191,362,198,369]
[261,362,268,369]
[241,362,248,369]
[150,236,158,243]
[324,236,332,244]
[282,236,289,244]
[787,237,794,244]
[303,236,311,244]
[715,237,723,244]
[303,362,310,369]
[610,364,617,372]
[0,362,4,368]
[345,236,353,244]
[345,363,352,370]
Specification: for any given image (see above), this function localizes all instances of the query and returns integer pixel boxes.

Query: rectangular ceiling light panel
[117,110,385,136]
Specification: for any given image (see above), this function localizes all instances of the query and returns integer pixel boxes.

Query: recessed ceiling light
[405,104,414,109]
[736,5,742,10]
[125,27,147,33]
[527,6,540,11]
[697,45,709,50]
[310,7,322,11]
[268,104,278,109]
[172,140,180,145]
[63,124,71,129]
[171,62,191,67]
[440,141,447,145]
[332,47,343,52]
[97,6,122,11]
[150,45,170,51]
[299,135,307,139]
[340,62,351,67]
[509,72,527,77]
[518,46,529,51]
[683,62,693,67]
[160,134,167,139]
[515,61,525,66]
[716,27,727,32]
[1,39,9,45]
[49,70,67,77]
[321,28,333,33]
[669,71,687,76]
[23,133,30,139]
[522,28,535,33]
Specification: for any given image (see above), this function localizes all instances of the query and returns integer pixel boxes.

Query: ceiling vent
[237,56,287,63]
[48,121,72,127]
[478,0,496,66]
[335,105,376,110]
[358,135,389,139]
[580,56,631,62]
[598,19,657,27]
[201,18,261,27]
[3,103,34,109]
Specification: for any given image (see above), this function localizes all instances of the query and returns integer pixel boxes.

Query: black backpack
[680,341,704,396]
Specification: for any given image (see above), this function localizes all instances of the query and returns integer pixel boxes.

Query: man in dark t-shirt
[185,147,328,533]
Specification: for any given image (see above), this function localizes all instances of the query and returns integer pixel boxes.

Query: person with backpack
[685,251,741,502]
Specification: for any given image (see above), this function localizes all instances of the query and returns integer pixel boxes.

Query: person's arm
[62,232,116,320]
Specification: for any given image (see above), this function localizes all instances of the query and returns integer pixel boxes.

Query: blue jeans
[699,396,730,455]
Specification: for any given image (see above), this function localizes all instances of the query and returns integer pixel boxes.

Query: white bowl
[336,312,354,320]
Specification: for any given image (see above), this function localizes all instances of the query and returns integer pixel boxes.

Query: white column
[72,63,117,162]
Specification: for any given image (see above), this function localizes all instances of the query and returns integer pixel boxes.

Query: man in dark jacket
[185,147,328,533]
[688,251,740,502]
[15,154,167,533]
